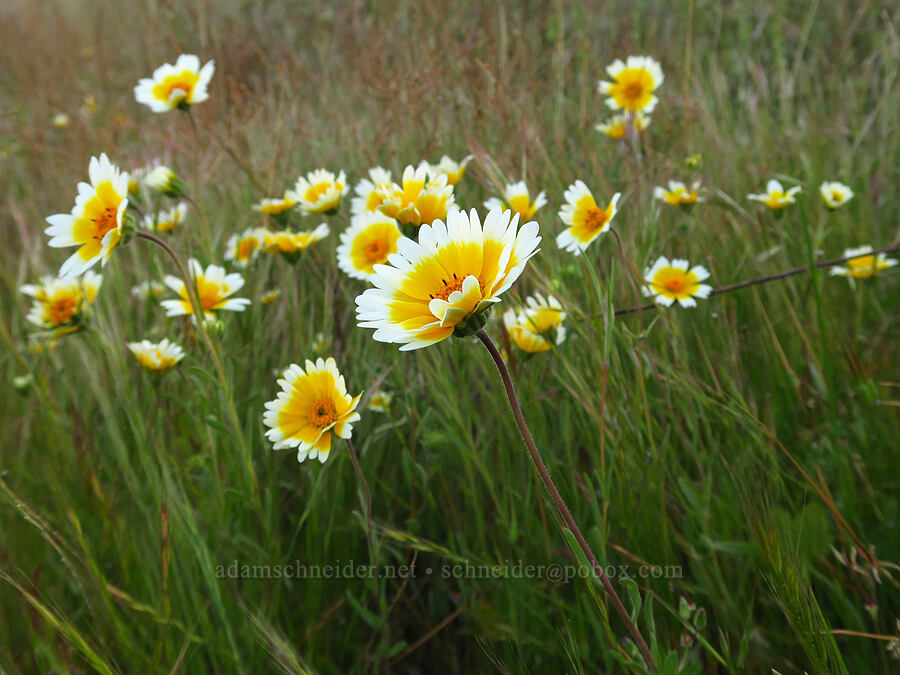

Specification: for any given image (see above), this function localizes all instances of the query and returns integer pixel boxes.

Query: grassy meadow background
[2,0,899,672]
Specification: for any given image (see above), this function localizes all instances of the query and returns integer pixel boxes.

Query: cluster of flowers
[21,52,897,467]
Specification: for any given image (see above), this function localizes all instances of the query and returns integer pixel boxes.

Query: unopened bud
[13,374,33,394]
[201,316,225,337]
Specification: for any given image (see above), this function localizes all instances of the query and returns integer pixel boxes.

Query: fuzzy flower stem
[136,230,259,498]
[476,329,658,674]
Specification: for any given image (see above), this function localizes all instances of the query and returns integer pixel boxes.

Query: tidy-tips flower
[350,167,393,218]
[654,181,703,208]
[598,56,664,113]
[484,181,547,222]
[263,357,362,463]
[288,169,346,215]
[260,288,282,304]
[747,179,801,210]
[20,271,102,331]
[367,389,393,413]
[421,155,473,186]
[45,153,131,278]
[161,259,251,319]
[134,54,215,113]
[262,223,330,264]
[595,111,651,139]
[337,212,403,280]
[819,182,854,210]
[356,207,541,350]
[128,338,185,371]
[143,203,188,233]
[829,246,897,280]
[253,195,298,220]
[502,293,566,353]
[642,256,712,308]
[131,280,166,300]
[225,228,268,268]
[556,180,621,256]
[376,165,455,228]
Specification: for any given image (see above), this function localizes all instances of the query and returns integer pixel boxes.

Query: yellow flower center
[831,191,843,203]
[93,204,119,241]
[363,238,389,263]
[152,71,199,104]
[848,256,875,272]
[584,207,609,232]
[48,297,79,325]
[153,70,200,101]
[309,398,337,428]
[305,182,332,202]
[195,278,225,311]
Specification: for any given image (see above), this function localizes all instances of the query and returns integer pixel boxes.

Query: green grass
[1,0,899,672]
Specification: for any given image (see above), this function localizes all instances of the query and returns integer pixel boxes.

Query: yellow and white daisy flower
[642,256,712,308]
[819,182,854,210]
[263,357,362,463]
[225,227,268,268]
[829,246,897,280]
[134,54,215,113]
[423,155,473,186]
[311,332,332,354]
[143,202,188,233]
[20,271,103,330]
[747,179,801,210]
[262,223,330,264]
[127,338,185,371]
[556,180,621,256]
[376,165,455,228]
[45,153,130,278]
[252,194,297,220]
[654,181,703,207]
[131,280,166,300]
[367,389,393,413]
[260,288,282,304]
[598,56,664,113]
[503,293,566,353]
[337,212,403,280]
[484,181,547,222]
[595,111,651,139]
[160,259,251,319]
[350,167,393,218]
[288,169,346,215]
[356,207,541,350]
[127,166,147,197]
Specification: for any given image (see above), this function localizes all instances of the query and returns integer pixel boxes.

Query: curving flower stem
[476,329,658,674]
[136,230,259,498]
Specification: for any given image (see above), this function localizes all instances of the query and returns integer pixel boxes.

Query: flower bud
[201,316,225,337]
[145,166,185,198]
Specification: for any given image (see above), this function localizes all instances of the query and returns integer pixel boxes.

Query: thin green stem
[136,230,259,499]
[344,438,389,669]
[345,438,377,571]
[476,329,658,675]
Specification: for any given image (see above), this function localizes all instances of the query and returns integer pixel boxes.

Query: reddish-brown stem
[476,330,658,674]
